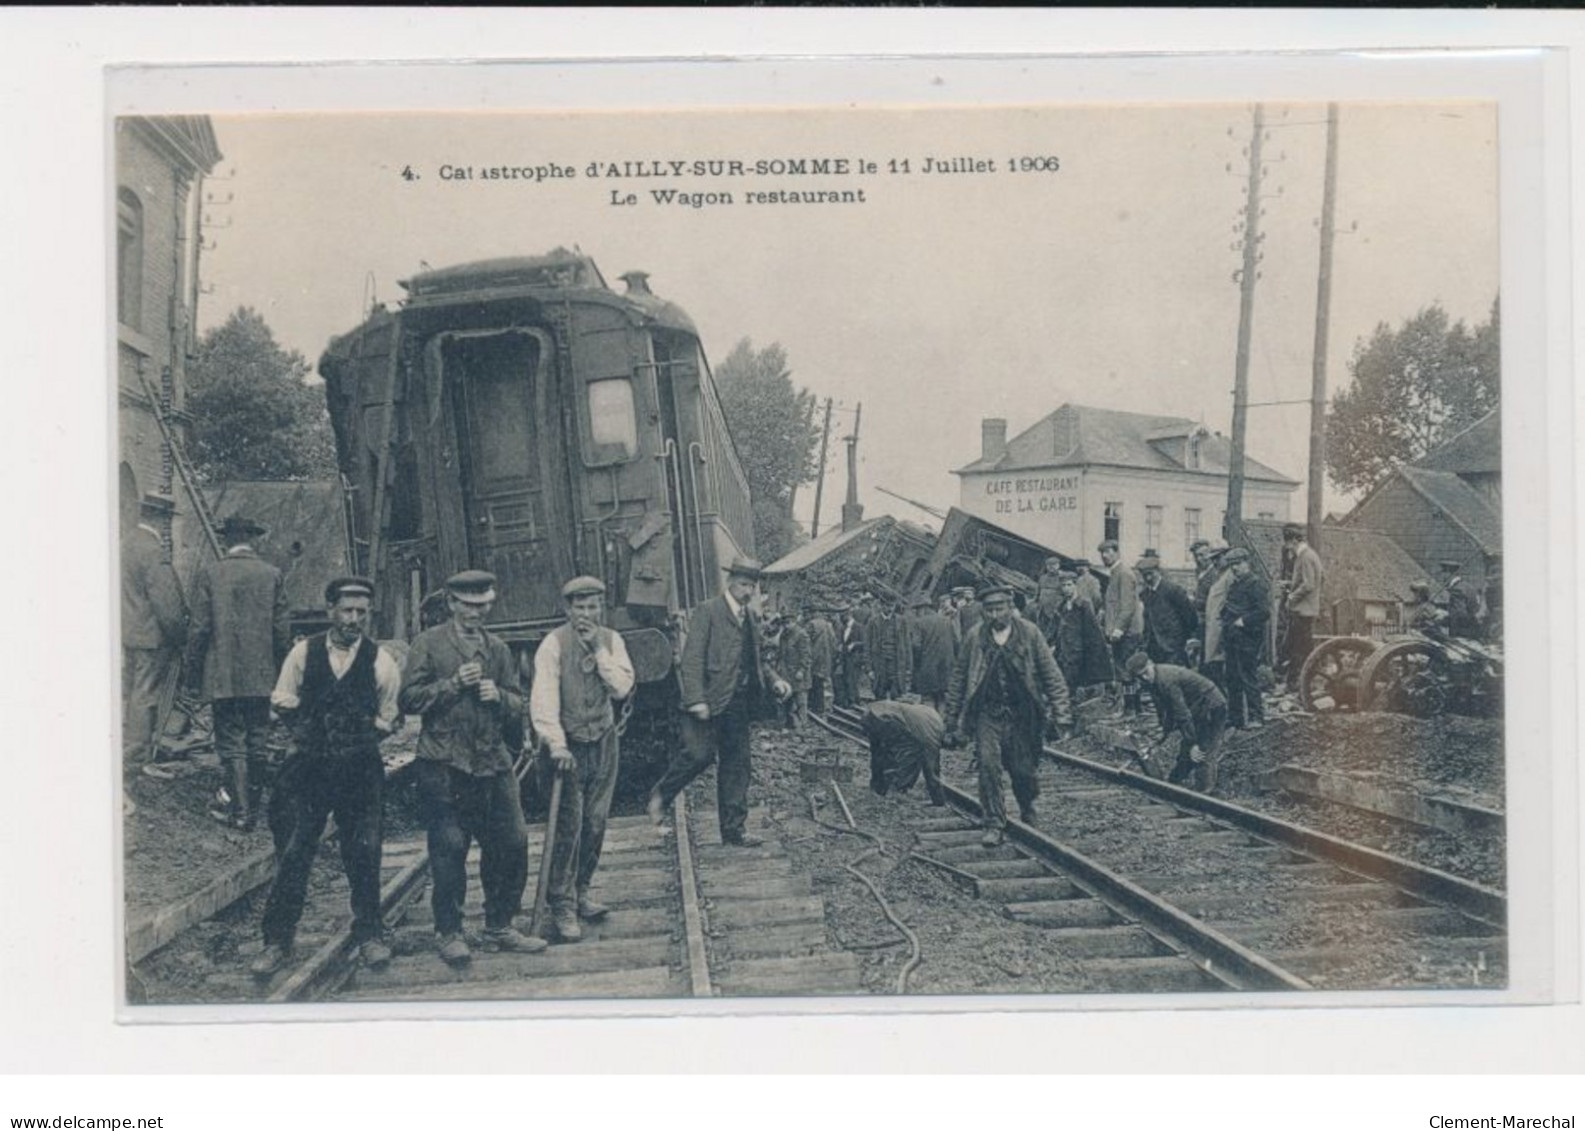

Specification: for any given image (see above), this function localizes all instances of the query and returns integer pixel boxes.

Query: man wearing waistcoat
[401,570,545,965]
[647,556,790,846]
[529,576,635,943]
[250,577,403,977]
[944,583,1072,847]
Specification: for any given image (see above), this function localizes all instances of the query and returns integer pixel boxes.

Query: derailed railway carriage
[320,249,756,772]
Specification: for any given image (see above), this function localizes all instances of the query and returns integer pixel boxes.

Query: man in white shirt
[529,576,636,942]
[250,576,403,978]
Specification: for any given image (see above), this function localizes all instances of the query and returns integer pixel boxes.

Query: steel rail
[1040,742,1507,928]
[811,710,1309,992]
[672,792,714,997]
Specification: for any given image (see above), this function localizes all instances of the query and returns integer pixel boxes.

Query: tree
[713,338,820,561]
[1326,299,1500,496]
[186,307,338,483]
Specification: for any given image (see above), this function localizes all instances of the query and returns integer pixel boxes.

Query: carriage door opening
[442,328,575,624]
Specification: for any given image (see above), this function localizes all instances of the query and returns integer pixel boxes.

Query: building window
[117,187,144,330]
[1184,507,1202,550]
[1145,505,1163,551]
[1103,502,1122,544]
[1187,431,1202,470]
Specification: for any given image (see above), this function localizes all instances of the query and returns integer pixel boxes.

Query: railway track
[820,704,1506,992]
[131,756,864,1004]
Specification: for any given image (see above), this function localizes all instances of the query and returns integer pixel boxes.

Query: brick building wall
[115,117,219,549]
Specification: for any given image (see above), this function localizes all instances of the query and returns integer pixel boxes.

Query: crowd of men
[124,498,1502,980]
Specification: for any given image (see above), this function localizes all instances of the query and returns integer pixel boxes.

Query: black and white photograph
[112,83,1534,1014]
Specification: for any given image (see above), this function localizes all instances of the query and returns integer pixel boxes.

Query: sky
[191,102,1498,536]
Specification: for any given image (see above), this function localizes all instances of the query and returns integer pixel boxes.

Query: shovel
[528,759,565,941]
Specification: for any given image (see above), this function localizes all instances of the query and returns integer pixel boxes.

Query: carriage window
[117,188,143,330]
[588,377,639,460]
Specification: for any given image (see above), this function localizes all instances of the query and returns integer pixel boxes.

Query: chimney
[981,418,1008,463]
[620,270,653,296]
[841,433,864,533]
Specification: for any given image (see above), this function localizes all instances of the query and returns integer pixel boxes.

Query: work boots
[210,761,255,831]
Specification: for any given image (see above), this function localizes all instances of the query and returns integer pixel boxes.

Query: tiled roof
[1415,409,1501,475]
[172,480,354,614]
[1244,518,1432,605]
[955,403,1297,484]
[1397,466,1503,553]
[762,516,894,576]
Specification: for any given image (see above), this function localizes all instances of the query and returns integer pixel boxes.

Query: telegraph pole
[840,402,864,532]
[1307,103,1340,556]
[1225,103,1266,548]
[809,397,834,538]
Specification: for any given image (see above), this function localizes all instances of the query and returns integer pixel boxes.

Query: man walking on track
[944,583,1072,847]
[121,493,188,767]
[401,570,546,965]
[647,556,790,847]
[184,513,289,830]
[251,576,403,977]
[528,576,635,944]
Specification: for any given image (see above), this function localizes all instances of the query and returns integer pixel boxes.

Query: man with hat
[400,569,544,963]
[907,592,957,714]
[1200,544,1234,689]
[1044,570,1114,704]
[777,606,813,730]
[1125,652,1228,793]
[1439,559,1480,639]
[184,513,290,830]
[647,556,790,847]
[121,492,188,766]
[833,603,863,709]
[806,604,837,718]
[1136,551,1199,669]
[866,589,913,702]
[1218,548,1269,730]
[944,583,1072,845]
[528,576,635,943]
[249,576,404,976]
[1069,559,1104,617]
[1097,540,1145,715]
[1281,523,1324,691]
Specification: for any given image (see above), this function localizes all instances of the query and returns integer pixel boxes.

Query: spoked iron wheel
[1358,640,1449,717]
[1296,636,1380,712]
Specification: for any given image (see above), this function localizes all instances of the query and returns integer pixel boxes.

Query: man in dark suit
[647,557,790,847]
[1126,652,1228,793]
[1137,554,1199,668]
[185,514,290,830]
[907,593,957,714]
[1219,549,1270,730]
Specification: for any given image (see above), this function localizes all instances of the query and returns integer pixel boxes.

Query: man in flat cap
[944,583,1071,845]
[648,556,790,847]
[120,493,188,767]
[185,514,290,830]
[1281,523,1324,691]
[1045,571,1114,706]
[833,603,863,709]
[1125,651,1228,794]
[1097,540,1144,716]
[1218,548,1269,730]
[1136,552,1198,670]
[401,570,544,964]
[866,590,913,702]
[250,577,404,977]
[806,604,837,719]
[777,607,813,730]
[528,576,635,943]
[1069,559,1104,618]
[1200,545,1234,689]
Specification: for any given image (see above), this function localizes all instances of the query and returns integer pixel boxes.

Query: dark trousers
[654,697,752,842]
[417,760,529,934]
[1224,630,1265,727]
[871,671,904,701]
[1285,614,1315,689]
[973,709,1041,829]
[868,730,944,805]
[545,730,620,910]
[262,751,384,946]
[1200,658,1226,692]
[122,646,176,763]
[808,677,828,716]
[835,662,859,708]
[213,696,271,770]
[1169,704,1228,786]
[1109,634,1143,712]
